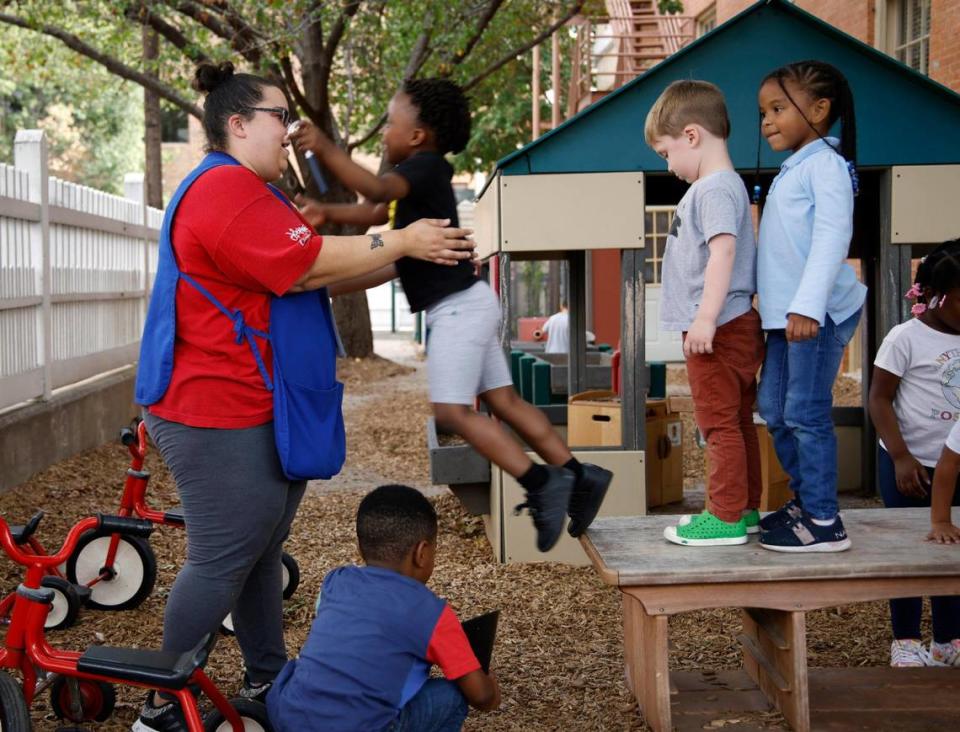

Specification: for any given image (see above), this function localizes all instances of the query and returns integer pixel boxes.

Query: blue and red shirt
[266,565,480,732]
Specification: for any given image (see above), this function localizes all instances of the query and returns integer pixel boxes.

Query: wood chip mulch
[0,356,913,732]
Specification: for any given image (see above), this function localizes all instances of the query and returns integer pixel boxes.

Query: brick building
[683,0,959,92]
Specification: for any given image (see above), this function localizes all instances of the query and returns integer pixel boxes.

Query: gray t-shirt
[659,170,757,332]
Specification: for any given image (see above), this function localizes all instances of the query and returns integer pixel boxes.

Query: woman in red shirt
[132,62,473,732]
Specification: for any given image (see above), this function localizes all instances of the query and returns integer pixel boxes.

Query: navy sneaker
[514,466,575,552]
[566,463,613,537]
[238,673,273,703]
[131,696,187,732]
[758,497,803,533]
[759,511,851,553]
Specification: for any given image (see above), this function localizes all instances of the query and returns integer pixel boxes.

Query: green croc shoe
[663,510,748,547]
[742,508,760,535]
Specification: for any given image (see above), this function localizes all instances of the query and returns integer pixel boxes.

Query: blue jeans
[878,447,960,643]
[388,679,468,732]
[757,309,861,520]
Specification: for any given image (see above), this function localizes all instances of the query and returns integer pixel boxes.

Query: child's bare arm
[456,669,500,712]
[868,366,929,497]
[685,233,735,357]
[928,444,960,543]
[291,122,409,203]
[296,196,389,229]
[327,264,398,297]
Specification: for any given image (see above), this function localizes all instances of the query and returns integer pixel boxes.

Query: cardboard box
[568,390,621,447]
[568,392,683,508]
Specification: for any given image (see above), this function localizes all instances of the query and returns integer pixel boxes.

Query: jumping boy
[645,80,765,546]
[290,79,612,551]
[266,484,500,731]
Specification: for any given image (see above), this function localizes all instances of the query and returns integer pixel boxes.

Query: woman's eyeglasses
[243,106,290,127]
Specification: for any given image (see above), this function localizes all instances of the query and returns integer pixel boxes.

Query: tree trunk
[142,25,163,208]
[300,18,374,357]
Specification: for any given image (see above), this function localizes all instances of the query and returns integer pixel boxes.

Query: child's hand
[786,313,819,342]
[684,317,716,356]
[927,522,960,544]
[294,193,327,228]
[893,453,930,498]
[289,120,333,157]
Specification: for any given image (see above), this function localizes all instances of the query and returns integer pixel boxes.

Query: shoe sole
[663,526,748,546]
[760,538,852,553]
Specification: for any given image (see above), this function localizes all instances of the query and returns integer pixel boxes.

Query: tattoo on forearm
[369,233,384,250]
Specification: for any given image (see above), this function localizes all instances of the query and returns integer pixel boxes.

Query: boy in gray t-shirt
[645,80,765,547]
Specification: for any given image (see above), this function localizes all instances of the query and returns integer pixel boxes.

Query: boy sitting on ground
[266,485,500,731]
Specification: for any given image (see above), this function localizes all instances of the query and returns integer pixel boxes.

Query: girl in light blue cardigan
[754,60,866,553]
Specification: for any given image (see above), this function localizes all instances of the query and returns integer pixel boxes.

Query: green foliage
[0,1,589,183]
[659,0,684,14]
[0,23,143,194]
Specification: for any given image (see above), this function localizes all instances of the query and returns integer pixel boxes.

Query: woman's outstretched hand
[402,218,475,266]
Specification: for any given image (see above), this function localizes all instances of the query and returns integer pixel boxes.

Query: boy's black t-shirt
[392,151,478,313]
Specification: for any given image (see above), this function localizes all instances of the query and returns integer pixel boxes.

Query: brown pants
[684,309,765,523]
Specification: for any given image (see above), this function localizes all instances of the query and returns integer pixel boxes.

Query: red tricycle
[0,510,271,730]
[66,419,299,630]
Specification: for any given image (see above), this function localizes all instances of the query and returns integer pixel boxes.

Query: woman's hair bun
[193,62,235,94]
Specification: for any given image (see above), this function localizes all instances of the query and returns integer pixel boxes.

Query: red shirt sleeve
[179,166,322,296]
[426,605,481,680]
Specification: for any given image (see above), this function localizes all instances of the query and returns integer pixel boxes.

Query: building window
[892,0,931,74]
[160,104,189,143]
[643,206,676,284]
[696,5,717,38]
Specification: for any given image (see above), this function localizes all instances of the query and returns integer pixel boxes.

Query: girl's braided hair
[402,78,471,155]
[905,238,960,316]
[753,59,858,202]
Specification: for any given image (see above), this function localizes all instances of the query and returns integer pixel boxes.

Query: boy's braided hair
[403,78,471,155]
[356,484,437,563]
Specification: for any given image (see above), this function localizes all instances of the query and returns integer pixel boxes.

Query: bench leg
[740,607,809,732]
[623,593,671,732]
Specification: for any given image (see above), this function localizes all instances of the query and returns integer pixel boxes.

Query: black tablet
[461,610,499,674]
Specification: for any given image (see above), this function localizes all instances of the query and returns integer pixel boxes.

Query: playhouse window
[893,0,931,74]
[643,206,676,285]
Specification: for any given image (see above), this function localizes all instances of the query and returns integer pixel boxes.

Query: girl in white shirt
[869,239,960,669]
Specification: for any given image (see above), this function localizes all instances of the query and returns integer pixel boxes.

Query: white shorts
[425,281,514,405]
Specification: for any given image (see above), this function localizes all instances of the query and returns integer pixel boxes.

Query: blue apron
[135,152,345,480]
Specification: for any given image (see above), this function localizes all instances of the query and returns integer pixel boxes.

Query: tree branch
[124,3,210,64]
[317,0,362,114]
[280,55,318,121]
[442,0,504,73]
[463,0,585,91]
[168,0,263,68]
[0,11,203,118]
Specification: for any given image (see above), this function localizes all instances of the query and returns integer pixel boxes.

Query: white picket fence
[0,130,162,412]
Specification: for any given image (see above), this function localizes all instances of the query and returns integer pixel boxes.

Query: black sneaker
[758,497,803,533]
[759,511,851,553]
[566,463,613,537]
[238,673,273,703]
[131,696,187,732]
[514,466,575,552]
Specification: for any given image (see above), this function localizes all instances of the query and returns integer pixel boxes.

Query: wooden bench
[580,508,960,731]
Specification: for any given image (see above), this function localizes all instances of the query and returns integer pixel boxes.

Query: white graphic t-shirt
[875,318,960,466]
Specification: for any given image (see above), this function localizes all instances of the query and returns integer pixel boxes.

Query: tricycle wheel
[50,677,115,722]
[0,671,29,732]
[66,531,156,610]
[203,698,272,731]
[280,552,299,600]
[40,576,81,630]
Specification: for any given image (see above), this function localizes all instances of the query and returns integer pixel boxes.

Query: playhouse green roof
[495,0,960,177]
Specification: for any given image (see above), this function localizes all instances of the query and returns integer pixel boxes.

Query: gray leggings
[144,413,305,683]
